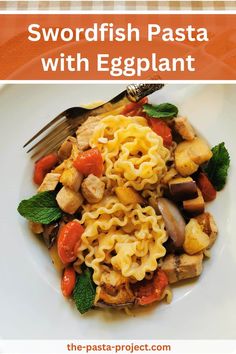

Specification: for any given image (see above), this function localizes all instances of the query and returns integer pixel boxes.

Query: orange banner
[0,14,235,80]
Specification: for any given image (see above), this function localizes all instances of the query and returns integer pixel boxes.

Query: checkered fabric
[0,1,235,10]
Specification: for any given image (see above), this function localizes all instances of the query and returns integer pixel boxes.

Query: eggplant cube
[183,188,205,216]
[184,219,210,255]
[169,177,198,201]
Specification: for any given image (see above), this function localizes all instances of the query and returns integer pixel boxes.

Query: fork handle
[126,84,164,102]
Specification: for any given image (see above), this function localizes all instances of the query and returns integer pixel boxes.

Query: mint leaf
[17,191,62,224]
[73,268,96,314]
[203,142,230,191]
[143,103,178,119]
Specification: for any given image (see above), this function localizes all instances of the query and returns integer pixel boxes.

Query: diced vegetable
[49,243,65,271]
[60,167,83,192]
[183,188,205,216]
[53,159,71,175]
[33,153,58,185]
[188,138,213,165]
[174,116,195,141]
[175,137,212,177]
[134,270,168,305]
[115,187,144,205]
[157,198,186,248]
[61,267,76,297]
[73,148,104,177]
[194,212,218,248]
[58,221,84,264]
[175,149,199,177]
[197,172,217,202]
[148,118,172,147]
[169,177,198,201]
[56,186,83,215]
[184,219,210,255]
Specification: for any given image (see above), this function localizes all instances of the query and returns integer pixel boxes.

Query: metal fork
[24,83,164,159]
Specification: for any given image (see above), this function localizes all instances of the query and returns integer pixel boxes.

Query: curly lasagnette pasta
[77,196,168,304]
[90,115,170,191]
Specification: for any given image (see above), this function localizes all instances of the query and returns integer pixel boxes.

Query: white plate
[0,84,236,340]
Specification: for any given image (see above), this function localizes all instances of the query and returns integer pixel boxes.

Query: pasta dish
[18,94,230,314]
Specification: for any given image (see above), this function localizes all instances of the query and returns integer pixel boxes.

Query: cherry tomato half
[134,270,169,306]
[148,118,172,148]
[61,266,76,297]
[33,153,58,185]
[58,221,84,264]
[73,148,104,177]
[197,172,217,202]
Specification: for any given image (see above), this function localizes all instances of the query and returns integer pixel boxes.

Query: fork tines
[23,107,89,159]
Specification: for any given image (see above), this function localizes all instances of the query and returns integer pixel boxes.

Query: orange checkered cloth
[0,1,236,10]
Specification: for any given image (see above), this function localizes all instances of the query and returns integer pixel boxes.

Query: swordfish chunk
[161,253,203,284]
